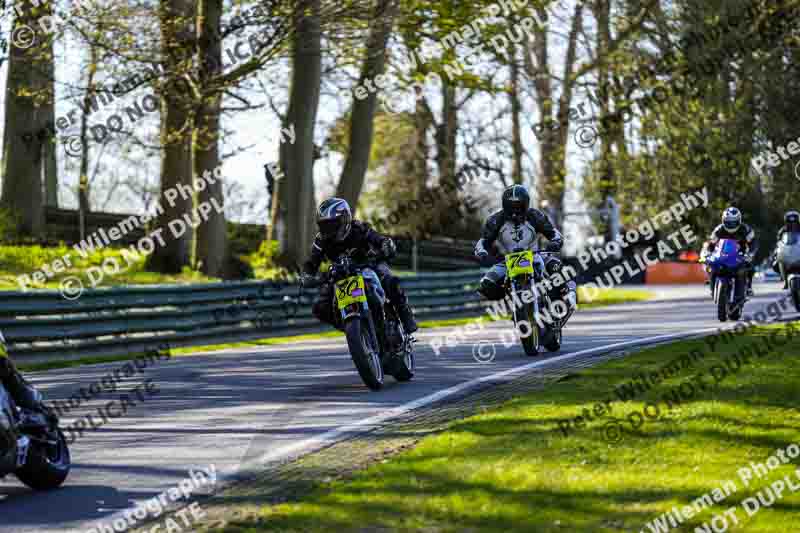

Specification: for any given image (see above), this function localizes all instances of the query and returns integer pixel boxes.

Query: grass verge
[197,322,800,533]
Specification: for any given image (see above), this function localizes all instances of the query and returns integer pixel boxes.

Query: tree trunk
[78,45,99,239]
[335,0,397,211]
[1,0,56,238]
[194,0,226,277]
[509,41,524,185]
[523,4,582,224]
[147,0,195,273]
[436,79,458,191]
[276,0,322,267]
[43,51,58,207]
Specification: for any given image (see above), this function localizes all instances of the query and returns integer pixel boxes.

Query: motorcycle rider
[474,185,574,306]
[771,210,800,288]
[701,206,759,297]
[301,197,418,334]
[0,333,50,415]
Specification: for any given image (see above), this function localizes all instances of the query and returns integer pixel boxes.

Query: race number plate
[335,275,367,309]
[506,250,535,278]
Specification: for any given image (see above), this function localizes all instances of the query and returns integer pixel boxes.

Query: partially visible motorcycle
[303,250,415,391]
[0,335,71,490]
[503,248,575,356]
[776,230,800,312]
[702,238,750,322]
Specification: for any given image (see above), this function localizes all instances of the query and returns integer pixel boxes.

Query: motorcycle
[776,230,800,312]
[702,238,750,322]
[0,335,71,490]
[304,250,415,391]
[504,248,575,356]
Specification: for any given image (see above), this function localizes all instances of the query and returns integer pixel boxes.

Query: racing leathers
[702,223,759,296]
[302,221,417,333]
[474,208,574,305]
[0,336,47,413]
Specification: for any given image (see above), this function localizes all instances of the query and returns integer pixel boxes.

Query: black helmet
[316,198,352,241]
[502,185,530,223]
[786,210,800,231]
[721,206,742,232]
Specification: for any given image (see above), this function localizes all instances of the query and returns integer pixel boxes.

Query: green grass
[578,287,653,308]
[201,323,800,533]
[0,244,218,290]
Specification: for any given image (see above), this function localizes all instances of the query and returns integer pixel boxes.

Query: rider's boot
[397,303,418,334]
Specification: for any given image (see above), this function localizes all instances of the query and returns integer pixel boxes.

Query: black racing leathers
[303,221,416,332]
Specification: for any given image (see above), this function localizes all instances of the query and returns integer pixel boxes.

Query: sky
[0,0,603,253]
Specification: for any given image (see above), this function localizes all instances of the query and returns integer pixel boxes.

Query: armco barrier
[3,270,483,361]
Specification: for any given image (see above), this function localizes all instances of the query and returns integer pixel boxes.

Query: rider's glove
[381,239,397,259]
[476,251,494,267]
[545,241,562,253]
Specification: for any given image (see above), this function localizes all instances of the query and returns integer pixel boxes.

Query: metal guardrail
[4,269,484,361]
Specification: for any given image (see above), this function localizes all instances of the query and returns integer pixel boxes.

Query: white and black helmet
[722,206,742,232]
[316,198,352,242]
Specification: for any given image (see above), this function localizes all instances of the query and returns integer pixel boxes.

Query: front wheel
[15,428,71,490]
[391,346,415,382]
[790,277,800,312]
[519,303,541,356]
[717,281,729,322]
[344,317,384,391]
[544,323,562,352]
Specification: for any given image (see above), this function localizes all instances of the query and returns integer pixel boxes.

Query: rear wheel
[15,429,70,491]
[344,317,384,391]
[717,282,729,322]
[519,303,540,356]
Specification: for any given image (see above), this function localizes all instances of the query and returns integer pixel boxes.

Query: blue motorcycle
[702,238,750,322]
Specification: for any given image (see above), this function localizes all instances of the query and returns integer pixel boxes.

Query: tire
[791,278,800,312]
[15,429,70,491]
[391,347,415,382]
[344,317,384,391]
[544,324,562,352]
[717,282,729,322]
[519,303,540,356]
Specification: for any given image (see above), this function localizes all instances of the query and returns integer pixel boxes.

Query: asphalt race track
[1,282,795,532]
